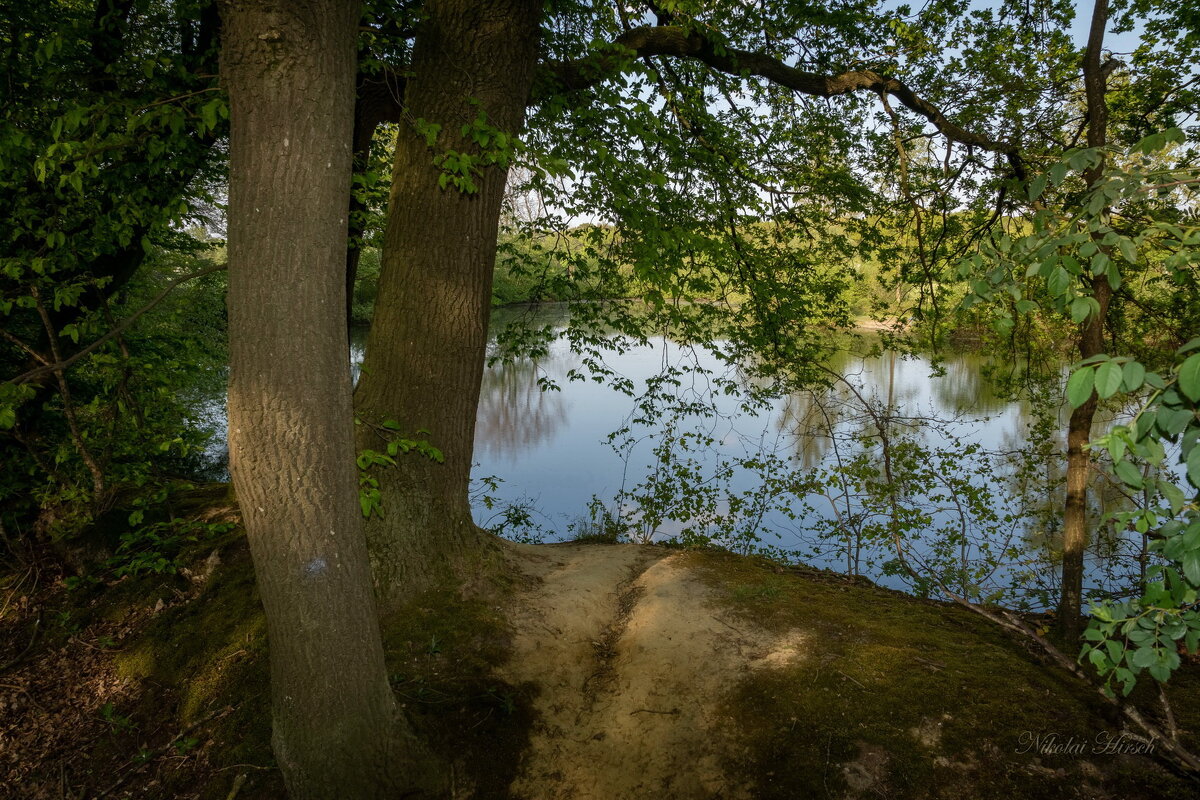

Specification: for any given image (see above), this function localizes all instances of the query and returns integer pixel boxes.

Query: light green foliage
[1081,337,1200,695]
[356,421,445,518]
[509,4,875,364]
[108,515,236,579]
[1,246,229,544]
[493,0,1100,416]
[485,2,1195,627]
[970,132,1200,693]
[963,129,1198,333]
[418,104,521,194]
[350,247,383,323]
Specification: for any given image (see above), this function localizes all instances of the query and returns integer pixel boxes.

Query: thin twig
[1160,682,1181,743]
[135,86,221,112]
[835,670,867,689]
[11,262,227,386]
[0,329,49,365]
[31,286,105,499]
[224,773,248,800]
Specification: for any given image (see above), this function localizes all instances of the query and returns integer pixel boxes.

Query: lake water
[465,304,1151,606]
[202,302,1152,608]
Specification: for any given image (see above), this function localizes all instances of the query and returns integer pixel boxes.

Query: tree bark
[354,0,542,607]
[1059,0,1111,643]
[220,2,443,796]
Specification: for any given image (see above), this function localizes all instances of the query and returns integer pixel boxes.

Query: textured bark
[354,0,542,606]
[1059,0,1111,643]
[220,2,443,796]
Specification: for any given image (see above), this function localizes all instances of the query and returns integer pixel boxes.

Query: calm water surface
[203,302,1146,605]
[467,308,1024,527]
[461,305,1156,605]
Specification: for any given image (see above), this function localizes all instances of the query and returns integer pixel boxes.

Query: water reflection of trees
[931,353,1012,416]
[777,349,923,468]
[476,349,569,460]
[764,345,1130,606]
[978,386,1172,606]
[470,308,1165,609]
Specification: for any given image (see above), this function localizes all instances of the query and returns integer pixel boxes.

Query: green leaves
[1068,357,1158,407]
[1066,366,1095,408]
[1083,341,1200,696]
[1046,265,1070,297]
[1112,458,1143,489]
[1161,481,1186,515]
[197,96,226,135]
[1178,353,1200,402]
[1008,133,1200,697]
[1048,161,1070,187]
[1116,237,1137,265]
[1028,173,1048,201]
[1094,360,1123,399]
[1131,127,1185,155]
[1082,594,1200,695]
[1180,546,1200,585]
[426,105,523,195]
[1121,361,1146,393]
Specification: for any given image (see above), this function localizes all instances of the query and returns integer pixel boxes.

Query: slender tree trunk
[344,74,396,328]
[1059,0,1111,643]
[345,145,369,327]
[220,3,443,796]
[354,0,542,607]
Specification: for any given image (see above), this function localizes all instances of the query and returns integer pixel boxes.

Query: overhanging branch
[544,25,1025,179]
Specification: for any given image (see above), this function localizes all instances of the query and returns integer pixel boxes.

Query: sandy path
[499,544,787,799]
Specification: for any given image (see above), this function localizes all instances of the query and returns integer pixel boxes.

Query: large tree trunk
[354,0,542,607]
[220,2,443,796]
[1059,0,1111,643]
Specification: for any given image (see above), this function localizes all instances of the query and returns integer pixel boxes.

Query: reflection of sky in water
[470,308,1031,530]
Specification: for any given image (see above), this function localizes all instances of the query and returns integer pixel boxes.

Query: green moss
[111,538,279,799]
[381,586,533,798]
[83,518,534,799]
[690,550,1199,800]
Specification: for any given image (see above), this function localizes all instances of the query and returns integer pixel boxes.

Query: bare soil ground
[499,544,813,799]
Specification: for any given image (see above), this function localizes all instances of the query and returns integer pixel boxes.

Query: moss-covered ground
[690,549,1200,799]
